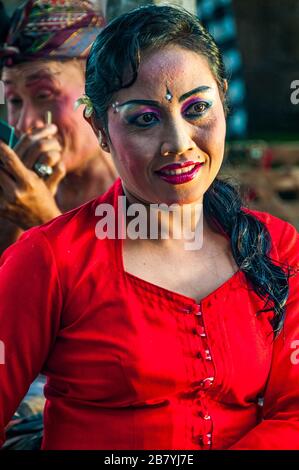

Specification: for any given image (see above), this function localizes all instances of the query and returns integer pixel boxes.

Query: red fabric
[0,178,298,450]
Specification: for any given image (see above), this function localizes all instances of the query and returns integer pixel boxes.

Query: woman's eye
[184,101,211,118]
[130,112,159,127]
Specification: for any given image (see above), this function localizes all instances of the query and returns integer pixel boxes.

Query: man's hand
[0,134,64,230]
[13,124,64,195]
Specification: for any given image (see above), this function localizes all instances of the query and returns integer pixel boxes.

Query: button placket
[192,384,213,449]
[199,432,212,447]
[196,303,215,384]
[193,309,214,373]
[198,410,211,420]
[197,398,213,449]
[205,349,212,361]
[192,304,206,362]
[200,376,214,389]
[195,304,214,449]
[194,304,202,316]
[182,301,214,450]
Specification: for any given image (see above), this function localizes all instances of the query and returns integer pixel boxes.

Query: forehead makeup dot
[165,85,173,102]
[115,86,213,110]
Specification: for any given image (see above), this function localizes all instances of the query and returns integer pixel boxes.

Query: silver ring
[33,161,53,178]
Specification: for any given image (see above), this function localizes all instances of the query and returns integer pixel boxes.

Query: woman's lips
[155,161,205,185]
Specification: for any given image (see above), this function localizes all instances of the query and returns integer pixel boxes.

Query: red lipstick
[155,161,204,185]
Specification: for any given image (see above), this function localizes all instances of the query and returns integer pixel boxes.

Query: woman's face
[2,59,99,172]
[105,45,227,205]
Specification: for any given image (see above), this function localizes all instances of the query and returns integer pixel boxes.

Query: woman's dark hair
[86,4,297,336]
[86,4,227,126]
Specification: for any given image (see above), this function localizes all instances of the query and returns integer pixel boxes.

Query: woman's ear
[221,80,229,117]
[223,79,228,95]
[84,113,110,153]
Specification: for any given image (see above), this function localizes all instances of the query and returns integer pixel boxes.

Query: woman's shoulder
[38,177,122,242]
[242,207,299,266]
[242,206,289,230]
[1,178,122,266]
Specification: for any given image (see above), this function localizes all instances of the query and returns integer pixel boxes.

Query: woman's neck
[121,185,207,249]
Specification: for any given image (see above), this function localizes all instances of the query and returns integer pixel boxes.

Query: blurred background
[1,0,299,227]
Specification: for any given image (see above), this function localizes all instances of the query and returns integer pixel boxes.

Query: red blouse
[0,178,298,450]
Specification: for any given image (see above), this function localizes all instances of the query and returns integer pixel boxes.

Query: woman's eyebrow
[179,86,212,102]
[118,86,212,108]
[118,99,160,108]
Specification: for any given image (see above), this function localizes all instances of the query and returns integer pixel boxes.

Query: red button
[199,326,206,337]
[199,433,212,446]
[200,377,214,389]
[198,410,211,420]
[194,304,202,315]
[205,350,212,360]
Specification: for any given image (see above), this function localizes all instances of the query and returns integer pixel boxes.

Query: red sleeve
[0,228,62,447]
[230,221,299,449]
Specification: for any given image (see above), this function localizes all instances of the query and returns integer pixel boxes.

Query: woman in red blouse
[0,4,298,450]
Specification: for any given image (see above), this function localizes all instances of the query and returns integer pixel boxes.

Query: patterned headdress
[0,0,105,66]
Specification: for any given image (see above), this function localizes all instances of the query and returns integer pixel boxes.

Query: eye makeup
[113,92,213,128]
[119,104,162,127]
[181,97,212,116]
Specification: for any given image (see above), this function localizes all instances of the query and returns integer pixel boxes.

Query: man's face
[2,59,99,172]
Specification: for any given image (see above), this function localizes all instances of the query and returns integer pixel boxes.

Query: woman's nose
[160,119,196,157]
[15,105,45,135]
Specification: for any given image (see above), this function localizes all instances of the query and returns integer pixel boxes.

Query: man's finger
[14,124,58,158]
[37,150,62,168]
[0,168,17,200]
[22,140,62,169]
[46,161,66,194]
[0,201,19,223]
[0,142,28,183]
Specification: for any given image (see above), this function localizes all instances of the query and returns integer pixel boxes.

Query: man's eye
[184,101,211,118]
[132,112,159,127]
[7,97,22,107]
[36,91,53,100]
